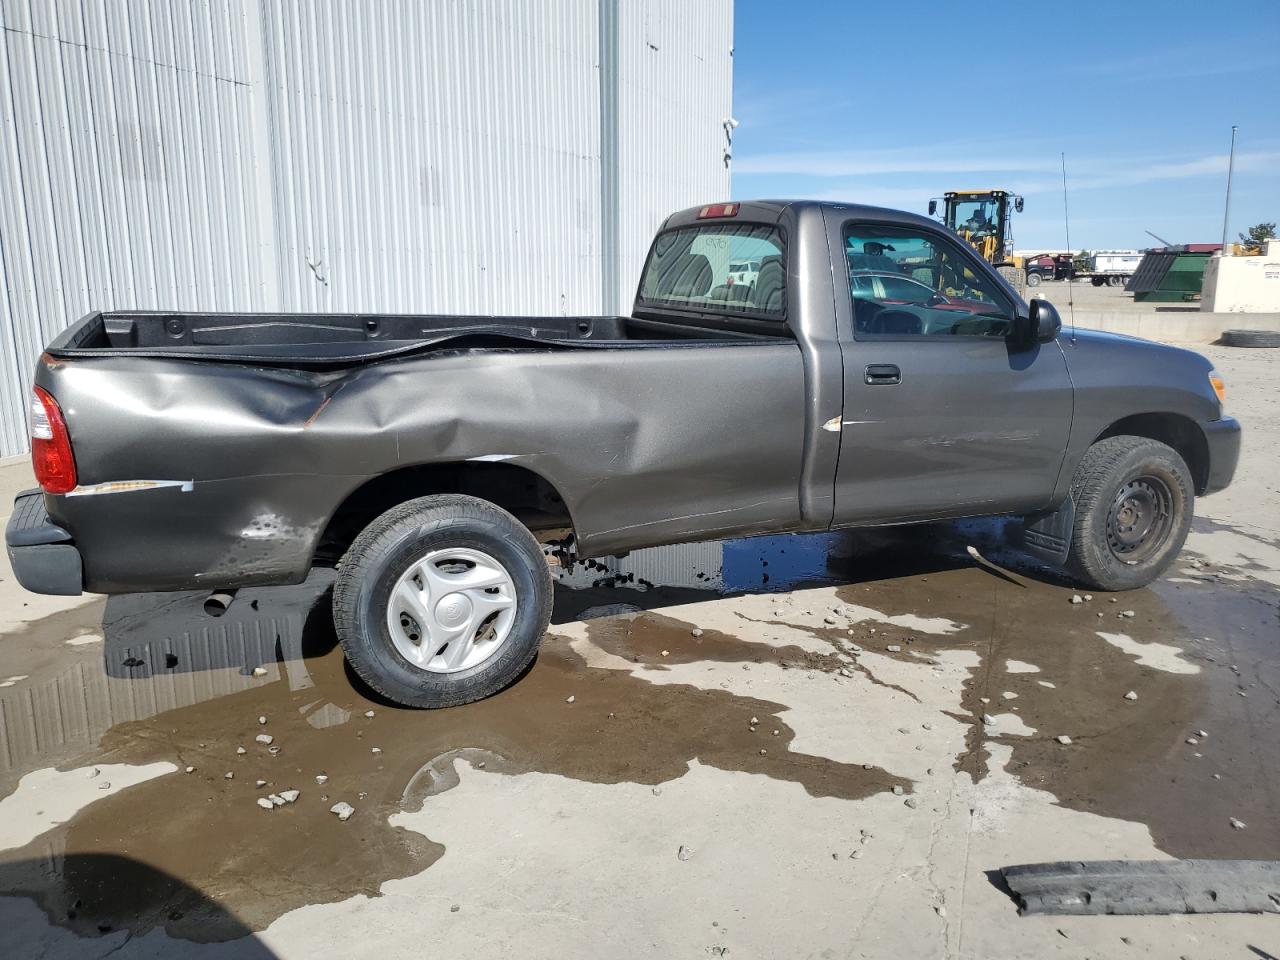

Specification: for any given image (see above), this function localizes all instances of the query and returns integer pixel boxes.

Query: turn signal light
[1208,370,1226,411]
[30,386,77,494]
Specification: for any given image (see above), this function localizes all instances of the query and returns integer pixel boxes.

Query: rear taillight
[30,386,77,494]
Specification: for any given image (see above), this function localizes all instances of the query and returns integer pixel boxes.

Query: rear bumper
[1203,416,1242,495]
[5,490,83,595]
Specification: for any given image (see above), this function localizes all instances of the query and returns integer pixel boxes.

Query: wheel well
[1095,413,1210,494]
[315,462,573,564]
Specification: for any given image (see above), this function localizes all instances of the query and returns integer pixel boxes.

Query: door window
[843,224,1014,338]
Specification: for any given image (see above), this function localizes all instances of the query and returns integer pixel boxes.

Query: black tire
[1026,272,1042,287]
[1065,436,1194,591]
[1090,276,1106,287]
[1221,329,1280,348]
[333,494,552,708]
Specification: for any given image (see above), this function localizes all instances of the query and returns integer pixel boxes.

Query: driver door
[827,215,1073,525]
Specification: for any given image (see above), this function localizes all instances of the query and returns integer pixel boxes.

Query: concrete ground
[1,343,1278,959]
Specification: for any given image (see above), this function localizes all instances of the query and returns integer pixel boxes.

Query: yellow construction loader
[929,190,1025,288]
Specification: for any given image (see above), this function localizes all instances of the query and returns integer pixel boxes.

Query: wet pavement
[1,516,1277,953]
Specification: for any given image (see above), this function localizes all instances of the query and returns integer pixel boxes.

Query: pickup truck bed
[48,309,781,365]
[33,304,812,594]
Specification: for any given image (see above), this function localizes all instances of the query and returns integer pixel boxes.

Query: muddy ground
[0,344,1277,959]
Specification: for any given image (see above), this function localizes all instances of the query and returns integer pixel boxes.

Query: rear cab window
[636,223,786,328]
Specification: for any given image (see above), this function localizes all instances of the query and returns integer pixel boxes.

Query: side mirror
[928,199,937,216]
[1029,298,1061,343]
[1014,196,1024,213]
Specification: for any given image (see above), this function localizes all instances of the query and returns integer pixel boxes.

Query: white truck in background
[1083,250,1143,287]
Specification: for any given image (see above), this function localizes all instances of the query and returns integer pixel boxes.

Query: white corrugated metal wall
[0,0,732,457]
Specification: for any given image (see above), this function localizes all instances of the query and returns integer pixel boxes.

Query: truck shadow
[552,518,1057,625]
[90,518,1059,680]
[92,518,1051,675]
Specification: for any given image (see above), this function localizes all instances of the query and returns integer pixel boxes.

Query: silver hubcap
[385,547,517,673]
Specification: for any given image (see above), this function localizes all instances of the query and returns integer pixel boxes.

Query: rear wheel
[333,494,552,708]
[1065,436,1193,591]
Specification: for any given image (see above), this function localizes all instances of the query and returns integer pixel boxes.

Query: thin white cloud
[735,149,1280,200]
[1010,151,1280,196]
[734,143,1059,177]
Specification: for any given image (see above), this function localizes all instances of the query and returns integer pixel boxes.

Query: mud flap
[1018,498,1074,567]
[1001,859,1280,916]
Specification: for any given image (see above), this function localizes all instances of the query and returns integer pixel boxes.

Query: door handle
[864,364,901,385]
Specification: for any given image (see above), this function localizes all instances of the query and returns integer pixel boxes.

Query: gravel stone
[1056,735,1072,745]
[255,734,273,745]
[1124,691,1138,701]
[330,801,355,821]
[256,798,274,810]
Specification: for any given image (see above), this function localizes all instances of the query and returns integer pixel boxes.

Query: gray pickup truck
[7,200,1240,707]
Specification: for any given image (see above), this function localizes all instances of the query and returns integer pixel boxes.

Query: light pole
[1221,125,1238,254]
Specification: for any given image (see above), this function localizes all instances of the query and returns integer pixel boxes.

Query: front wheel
[1065,436,1194,591]
[1026,272,1042,287]
[333,494,552,708]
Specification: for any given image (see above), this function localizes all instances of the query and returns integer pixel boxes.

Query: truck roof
[661,199,941,232]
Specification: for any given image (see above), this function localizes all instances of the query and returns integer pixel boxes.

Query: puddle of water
[0,520,1275,943]
[0,554,896,941]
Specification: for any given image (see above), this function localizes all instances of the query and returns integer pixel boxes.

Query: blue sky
[730,1,1279,251]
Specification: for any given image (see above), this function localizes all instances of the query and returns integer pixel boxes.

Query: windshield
[949,198,999,237]
[638,223,785,317]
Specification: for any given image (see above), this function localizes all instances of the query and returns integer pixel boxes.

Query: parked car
[8,201,1240,708]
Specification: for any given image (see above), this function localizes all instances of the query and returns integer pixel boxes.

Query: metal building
[0,0,733,457]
